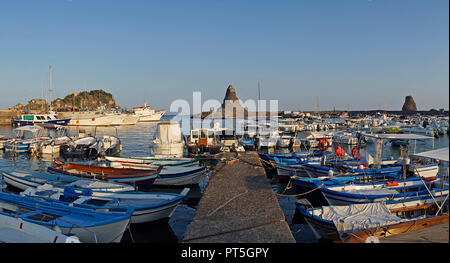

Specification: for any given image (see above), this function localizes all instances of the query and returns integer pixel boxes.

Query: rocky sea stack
[222,85,239,104]
[221,85,248,117]
[402,96,417,112]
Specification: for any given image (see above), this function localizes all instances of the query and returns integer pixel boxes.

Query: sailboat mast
[258,81,261,102]
[49,65,53,111]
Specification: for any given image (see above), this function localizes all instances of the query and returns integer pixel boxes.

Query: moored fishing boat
[4,126,52,153]
[0,191,134,243]
[21,185,190,224]
[316,176,448,206]
[296,199,449,243]
[47,163,163,190]
[258,150,331,162]
[98,135,122,156]
[0,212,81,243]
[149,121,185,158]
[109,162,206,186]
[12,113,70,127]
[132,104,165,122]
[1,170,136,193]
[104,155,200,166]
[60,135,101,158]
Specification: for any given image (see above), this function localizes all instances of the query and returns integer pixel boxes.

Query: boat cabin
[14,113,70,127]
[189,128,219,147]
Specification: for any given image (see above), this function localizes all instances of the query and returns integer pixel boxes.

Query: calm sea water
[0,117,448,243]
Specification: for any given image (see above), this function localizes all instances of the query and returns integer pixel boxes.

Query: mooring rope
[180,218,286,243]
[276,183,325,197]
[206,190,249,217]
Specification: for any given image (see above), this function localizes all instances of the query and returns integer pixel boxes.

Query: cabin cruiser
[297,131,334,150]
[332,131,358,145]
[186,128,221,155]
[29,126,71,155]
[277,131,301,149]
[13,112,70,127]
[278,118,298,133]
[60,111,115,126]
[133,104,166,122]
[219,132,245,152]
[3,126,51,153]
[257,130,280,149]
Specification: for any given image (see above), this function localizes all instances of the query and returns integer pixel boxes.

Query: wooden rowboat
[47,163,162,190]
[334,213,449,243]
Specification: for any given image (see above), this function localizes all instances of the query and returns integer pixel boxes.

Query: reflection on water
[0,122,209,242]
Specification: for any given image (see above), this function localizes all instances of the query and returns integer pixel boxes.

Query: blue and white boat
[258,150,330,162]
[109,162,206,186]
[291,172,402,207]
[13,113,70,127]
[275,157,408,178]
[0,213,81,243]
[0,191,133,243]
[3,126,52,153]
[295,199,448,243]
[1,170,136,193]
[314,176,448,206]
[21,184,190,224]
[238,137,256,150]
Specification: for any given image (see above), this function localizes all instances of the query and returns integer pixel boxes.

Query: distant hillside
[9,90,118,113]
[53,90,118,111]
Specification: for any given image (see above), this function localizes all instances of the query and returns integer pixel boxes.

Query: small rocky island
[402,95,418,112]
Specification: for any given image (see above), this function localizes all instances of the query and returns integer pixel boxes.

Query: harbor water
[0,117,448,243]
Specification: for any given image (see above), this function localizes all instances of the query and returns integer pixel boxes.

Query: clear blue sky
[0,0,448,111]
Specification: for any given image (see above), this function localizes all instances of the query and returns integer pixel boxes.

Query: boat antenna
[258,81,261,102]
[49,65,53,112]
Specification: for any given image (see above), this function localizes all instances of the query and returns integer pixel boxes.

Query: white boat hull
[136,110,165,122]
[0,214,81,243]
[155,167,205,186]
[68,115,114,126]
[149,143,184,158]
[61,216,130,243]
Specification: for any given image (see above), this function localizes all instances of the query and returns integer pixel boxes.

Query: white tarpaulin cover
[359,148,374,166]
[411,147,449,162]
[319,203,406,235]
[158,122,182,144]
[361,133,433,140]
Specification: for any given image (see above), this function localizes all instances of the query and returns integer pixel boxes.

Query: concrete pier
[181,151,295,243]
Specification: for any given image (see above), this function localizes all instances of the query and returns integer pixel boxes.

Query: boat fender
[424,177,436,182]
[318,138,330,151]
[386,180,398,187]
[352,148,361,160]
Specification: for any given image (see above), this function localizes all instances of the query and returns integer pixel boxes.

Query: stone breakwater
[0,110,17,125]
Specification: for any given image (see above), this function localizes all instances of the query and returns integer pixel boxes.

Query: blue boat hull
[13,118,70,127]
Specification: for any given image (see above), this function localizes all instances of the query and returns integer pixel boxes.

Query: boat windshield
[200,130,207,139]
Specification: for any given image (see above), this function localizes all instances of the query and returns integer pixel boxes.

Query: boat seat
[18,211,39,219]
[72,196,92,205]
